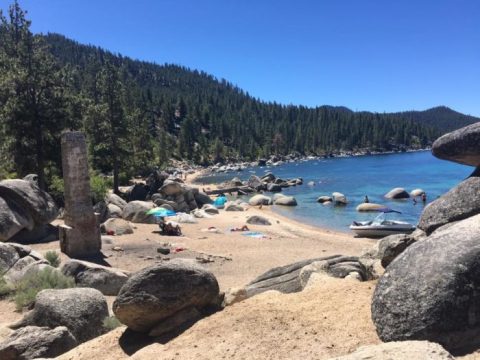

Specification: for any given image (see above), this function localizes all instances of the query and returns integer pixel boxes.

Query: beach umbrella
[146,207,176,217]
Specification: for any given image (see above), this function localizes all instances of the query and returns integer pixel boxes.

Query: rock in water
[0,326,77,360]
[332,192,347,205]
[432,121,480,167]
[328,341,454,360]
[61,259,130,296]
[274,196,297,206]
[418,168,480,234]
[356,203,385,212]
[12,288,108,344]
[410,188,425,197]
[384,187,410,199]
[113,260,219,334]
[372,214,480,351]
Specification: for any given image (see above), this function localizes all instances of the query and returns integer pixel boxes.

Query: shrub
[0,275,13,298]
[45,251,61,268]
[103,316,122,331]
[48,174,65,207]
[90,174,111,204]
[14,267,75,311]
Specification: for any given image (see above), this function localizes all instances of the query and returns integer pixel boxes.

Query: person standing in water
[364,195,369,203]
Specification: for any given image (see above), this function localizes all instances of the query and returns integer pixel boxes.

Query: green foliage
[48,175,65,207]
[44,251,61,268]
[0,275,13,298]
[103,316,122,331]
[90,174,111,204]
[14,267,75,311]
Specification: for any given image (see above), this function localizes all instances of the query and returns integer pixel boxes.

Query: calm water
[197,151,472,232]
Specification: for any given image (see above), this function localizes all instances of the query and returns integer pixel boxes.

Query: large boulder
[0,326,77,360]
[0,243,20,273]
[248,195,272,206]
[0,179,58,225]
[245,255,362,297]
[432,121,480,167]
[274,196,297,206]
[329,341,454,360]
[101,218,134,235]
[122,201,156,224]
[0,178,58,242]
[266,183,282,193]
[317,196,332,203]
[113,260,219,334]
[372,214,480,351]
[247,175,263,191]
[12,288,108,344]
[384,187,410,199]
[418,168,480,234]
[61,259,130,296]
[193,192,213,207]
[105,193,127,210]
[377,234,416,268]
[159,180,183,197]
[107,203,123,218]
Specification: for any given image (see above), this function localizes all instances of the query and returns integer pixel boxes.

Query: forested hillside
[0,2,477,190]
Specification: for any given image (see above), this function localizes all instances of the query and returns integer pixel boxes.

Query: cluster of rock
[317,192,348,206]
[0,175,58,243]
[371,122,480,352]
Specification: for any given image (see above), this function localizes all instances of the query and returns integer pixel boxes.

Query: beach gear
[214,195,227,208]
[241,231,266,238]
[146,207,177,217]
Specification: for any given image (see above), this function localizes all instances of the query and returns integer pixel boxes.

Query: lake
[196,151,473,233]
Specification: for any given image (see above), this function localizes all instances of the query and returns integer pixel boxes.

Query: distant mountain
[388,106,479,133]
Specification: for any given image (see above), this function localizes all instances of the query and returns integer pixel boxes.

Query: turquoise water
[197,152,473,232]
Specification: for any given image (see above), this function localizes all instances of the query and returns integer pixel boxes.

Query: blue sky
[2,0,480,116]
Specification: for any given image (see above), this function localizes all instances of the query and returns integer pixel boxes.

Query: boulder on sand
[101,218,134,235]
[384,187,410,199]
[356,203,385,212]
[246,215,271,226]
[107,203,123,218]
[0,326,78,360]
[432,121,480,167]
[105,193,127,210]
[61,259,130,296]
[376,233,416,268]
[113,260,219,335]
[248,195,272,206]
[418,168,480,234]
[122,201,156,223]
[12,288,108,344]
[372,214,480,351]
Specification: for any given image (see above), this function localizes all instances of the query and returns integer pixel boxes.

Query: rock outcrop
[12,288,108,344]
[432,121,480,167]
[372,214,480,351]
[61,259,130,296]
[113,260,219,335]
[0,177,58,242]
[122,201,156,223]
[0,326,77,360]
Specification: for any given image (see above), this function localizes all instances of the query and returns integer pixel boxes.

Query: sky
[2,0,480,116]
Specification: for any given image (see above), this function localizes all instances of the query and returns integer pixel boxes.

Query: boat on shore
[349,209,416,237]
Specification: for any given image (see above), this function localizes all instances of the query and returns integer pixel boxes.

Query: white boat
[349,210,416,237]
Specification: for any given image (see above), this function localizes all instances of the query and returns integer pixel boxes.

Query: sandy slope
[57,276,380,360]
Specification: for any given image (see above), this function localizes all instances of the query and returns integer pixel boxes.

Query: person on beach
[364,195,369,203]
